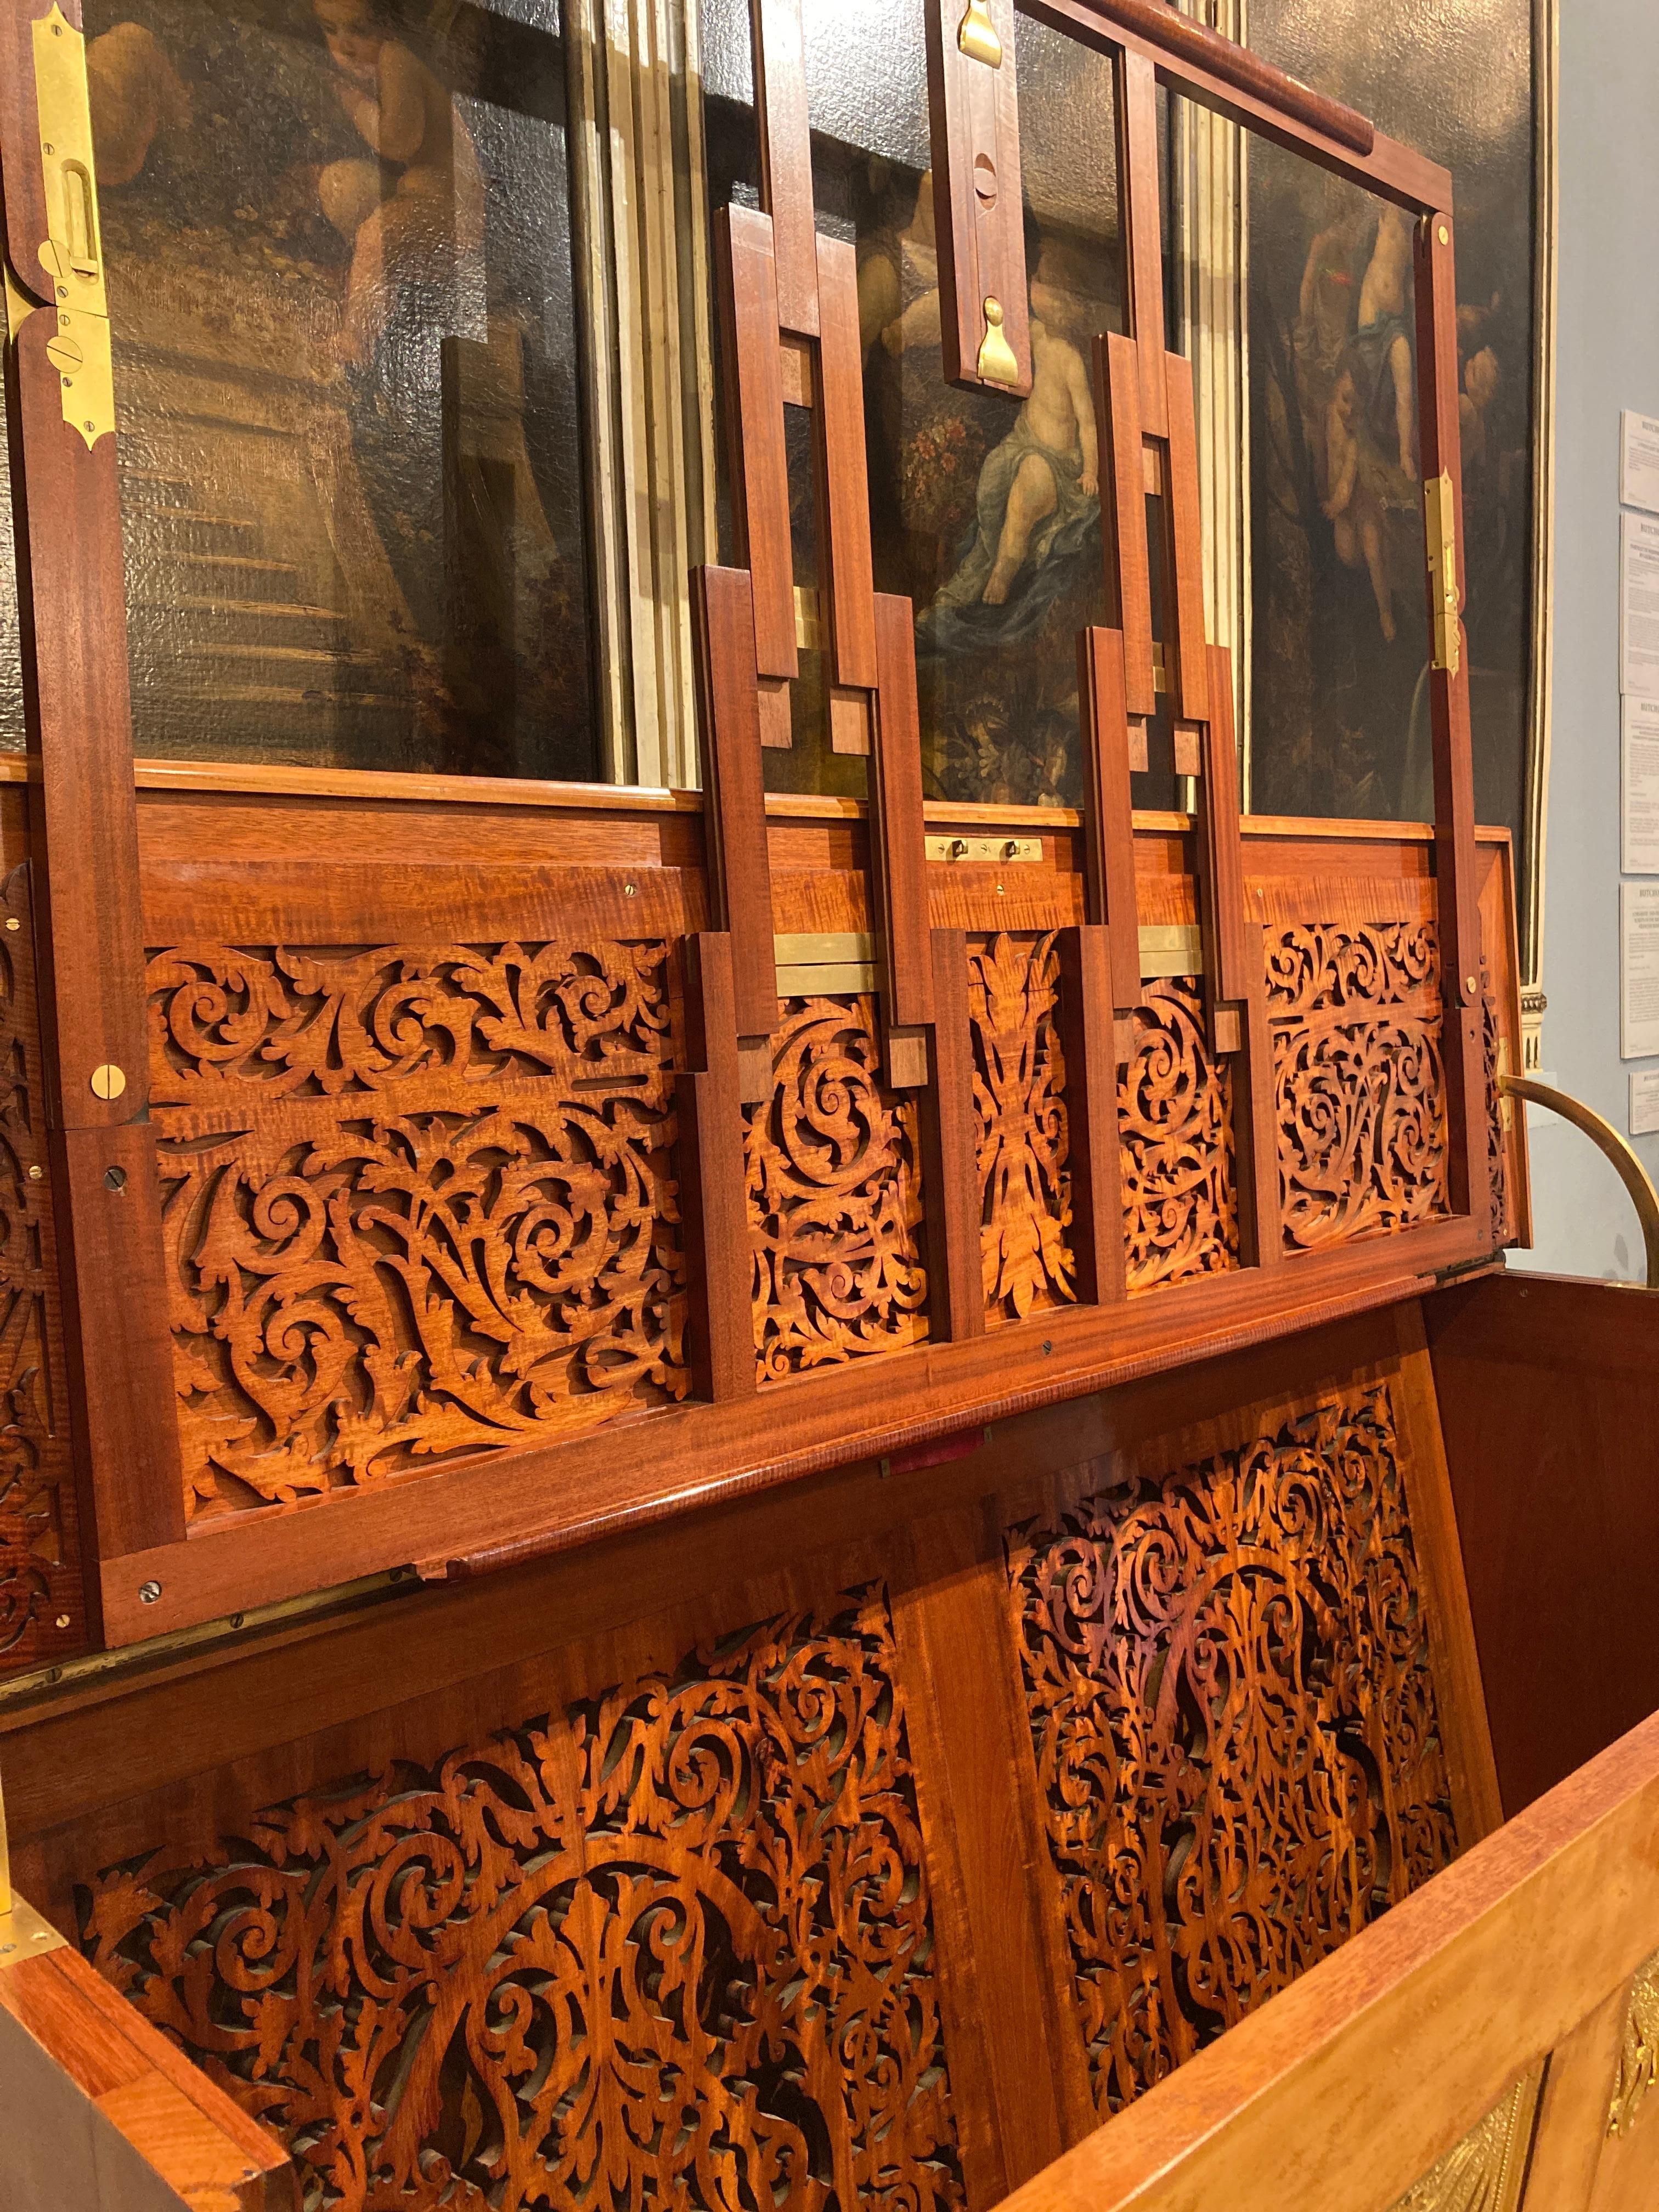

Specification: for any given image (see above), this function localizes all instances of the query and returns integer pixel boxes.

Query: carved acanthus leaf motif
[1008,1381,1459,2120]
[83,1592,966,2212]
[1119,976,1239,1291]
[747,995,928,1379]
[1268,923,1449,1253]
[968,932,1074,1323]
[148,939,687,1519]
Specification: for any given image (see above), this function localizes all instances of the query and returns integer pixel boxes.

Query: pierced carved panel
[969,933,1074,1324]
[747,995,928,1380]
[82,1592,964,2212]
[0,866,84,1676]
[1482,961,1513,1247]
[147,939,687,1519]
[1008,1381,1459,2120]
[1119,977,1239,1292]
[1266,923,1449,1254]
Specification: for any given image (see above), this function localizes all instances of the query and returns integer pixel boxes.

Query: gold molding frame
[1389,2068,1544,2212]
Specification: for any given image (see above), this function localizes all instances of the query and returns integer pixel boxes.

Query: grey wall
[1511,0,1659,1283]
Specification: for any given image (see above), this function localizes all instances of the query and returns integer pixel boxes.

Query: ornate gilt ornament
[1389,2068,1542,2212]
[1609,1945,1659,2137]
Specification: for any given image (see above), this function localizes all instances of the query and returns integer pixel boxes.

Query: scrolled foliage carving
[147,939,686,1519]
[0,866,82,1673]
[968,932,1074,1323]
[82,1593,965,2212]
[1008,1380,1459,2120]
[746,995,928,1379]
[1118,977,1239,1291]
[1267,922,1449,1252]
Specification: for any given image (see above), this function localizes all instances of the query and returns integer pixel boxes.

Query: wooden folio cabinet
[0,0,1651,2205]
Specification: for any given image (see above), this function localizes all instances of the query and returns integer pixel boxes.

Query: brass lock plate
[31,4,114,449]
[924,835,1042,864]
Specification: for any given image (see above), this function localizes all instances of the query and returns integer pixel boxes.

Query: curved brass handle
[1500,1074,1659,1290]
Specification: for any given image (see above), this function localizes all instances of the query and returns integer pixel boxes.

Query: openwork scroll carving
[1119,977,1239,1291]
[969,933,1074,1323]
[1482,962,1513,1246]
[148,939,686,1519]
[83,1592,964,2212]
[1008,1381,1458,2119]
[747,996,928,1379]
[0,867,83,1674]
[1267,923,1449,1252]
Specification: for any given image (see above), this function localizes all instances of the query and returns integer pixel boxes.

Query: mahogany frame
[0,0,1523,1656]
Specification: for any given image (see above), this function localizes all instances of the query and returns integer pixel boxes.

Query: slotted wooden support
[919,929,984,1341]
[713,204,796,686]
[871,595,934,1090]
[1096,334,1157,724]
[751,0,818,337]
[925,0,1032,396]
[1077,625,1143,1051]
[1057,924,1128,1304]
[1415,206,1491,1232]
[678,933,758,1403]
[1114,46,1167,436]
[691,566,777,1100]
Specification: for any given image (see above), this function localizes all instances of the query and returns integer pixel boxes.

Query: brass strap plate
[774,932,873,964]
[924,835,1041,864]
[32,4,114,448]
[1139,923,1204,979]
[0,1893,67,1969]
[776,962,879,996]
[1424,469,1461,676]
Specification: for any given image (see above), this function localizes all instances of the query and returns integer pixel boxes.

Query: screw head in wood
[90,1063,126,1101]
[26,1165,40,1181]
[138,1579,162,1604]
[54,1613,69,1628]
[1438,223,1449,245]
[4,917,18,931]
[1465,975,1477,996]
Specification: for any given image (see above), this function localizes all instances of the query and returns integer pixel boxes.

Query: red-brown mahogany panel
[1425,1271,1659,1820]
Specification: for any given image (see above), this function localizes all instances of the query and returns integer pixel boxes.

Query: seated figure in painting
[1354,202,1418,484]
[313,0,484,368]
[930,249,1099,613]
[1322,360,1398,642]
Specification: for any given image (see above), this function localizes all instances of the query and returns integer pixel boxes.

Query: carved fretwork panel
[1119,977,1239,1293]
[146,939,687,1519]
[969,933,1074,1325]
[746,996,928,1380]
[1481,961,1513,1248]
[0,867,85,1676]
[1266,924,1451,1255]
[81,1592,966,2212]
[1007,1381,1459,2120]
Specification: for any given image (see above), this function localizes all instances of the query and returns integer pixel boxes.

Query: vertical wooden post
[1415,207,1491,1233]
[1,0,184,1589]
[678,933,758,1404]
[924,0,1032,396]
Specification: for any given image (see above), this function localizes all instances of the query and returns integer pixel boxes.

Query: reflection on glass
[1246,0,1534,851]
[84,0,597,777]
[1250,155,1433,821]
[702,0,1122,809]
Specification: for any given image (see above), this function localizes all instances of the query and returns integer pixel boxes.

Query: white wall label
[1622,515,1659,695]
[1633,1070,1659,1137]
[1622,410,1659,515]
[1623,881,1659,1058]
[1623,697,1659,872]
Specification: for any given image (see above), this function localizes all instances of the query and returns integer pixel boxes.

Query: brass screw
[27,1165,41,1181]
[138,1579,162,1604]
[1438,223,1449,245]
[54,1613,69,1628]
[995,882,1005,896]
[623,881,637,897]
[5,917,19,932]
[90,1063,126,1101]
[1465,974,1477,996]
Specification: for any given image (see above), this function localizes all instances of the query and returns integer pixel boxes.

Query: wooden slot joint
[690,566,778,1062]
[925,0,1032,396]
[750,0,820,340]
[1077,625,1143,1036]
[871,595,935,1085]
[1096,332,1156,720]
[677,933,759,1403]
[1057,922,1128,1305]
[1114,44,1167,436]
[919,928,983,1341]
[813,234,879,697]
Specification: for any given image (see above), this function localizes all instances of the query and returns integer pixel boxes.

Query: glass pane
[84,0,599,777]
[701,0,1125,808]
[1245,0,1536,838]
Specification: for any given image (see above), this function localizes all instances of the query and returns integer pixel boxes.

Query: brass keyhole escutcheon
[89,1062,126,1101]
[957,0,1002,67]
[976,297,1020,387]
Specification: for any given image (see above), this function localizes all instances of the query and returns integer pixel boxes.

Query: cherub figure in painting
[1322,362,1397,641]
[312,0,483,366]
[933,244,1099,611]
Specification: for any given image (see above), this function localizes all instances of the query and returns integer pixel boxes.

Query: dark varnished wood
[678,932,758,1406]
[1161,356,1211,725]
[814,236,879,692]
[714,204,797,681]
[750,0,819,338]
[1094,338,1157,721]
[924,0,1031,397]
[1056,923,1126,1304]
[922,926,986,1343]
[1113,49,1167,436]
[692,565,778,1056]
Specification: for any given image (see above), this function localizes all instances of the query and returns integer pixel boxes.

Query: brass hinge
[1424,469,1461,677]
[31,3,114,449]
[958,0,1003,67]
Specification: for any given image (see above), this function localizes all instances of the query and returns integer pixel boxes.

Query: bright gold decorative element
[1424,469,1462,676]
[1502,1075,1659,1289]
[88,1062,127,1102]
[958,0,1003,67]
[31,3,115,448]
[1609,1945,1659,2136]
[976,296,1020,387]
[1389,2067,1542,2212]
[0,1892,67,1968]
[2,263,40,346]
